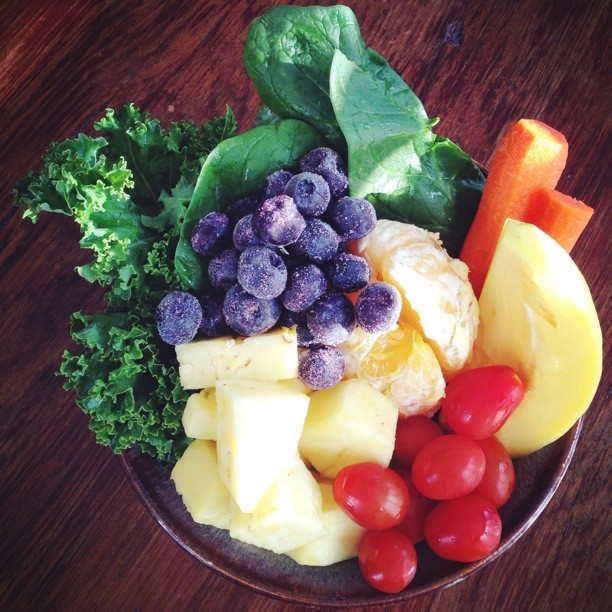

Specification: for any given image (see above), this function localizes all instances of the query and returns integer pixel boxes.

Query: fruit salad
[14,3,602,597]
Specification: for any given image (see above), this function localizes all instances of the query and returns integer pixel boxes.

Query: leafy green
[330,49,437,198]
[244,4,365,148]
[175,119,324,290]
[94,103,237,214]
[329,50,484,255]
[14,104,235,463]
[368,137,485,256]
[243,5,484,254]
[60,311,190,464]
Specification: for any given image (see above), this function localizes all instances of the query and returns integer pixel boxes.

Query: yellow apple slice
[474,219,602,457]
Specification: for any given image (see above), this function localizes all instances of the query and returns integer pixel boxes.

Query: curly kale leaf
[14,103,236,462]
[93,103,236,215]
[60,311,190,464]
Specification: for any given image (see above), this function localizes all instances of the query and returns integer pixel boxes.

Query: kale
[14,104,236,463]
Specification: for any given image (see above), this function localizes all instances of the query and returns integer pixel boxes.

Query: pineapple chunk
[171,440,231,529]
[182,389,217,440]
[286,481,367,566]
[276,377,312,396]
[299,379,398,478]
[230,454,326,554]
[175,327,298,390]
[216,379,310,512]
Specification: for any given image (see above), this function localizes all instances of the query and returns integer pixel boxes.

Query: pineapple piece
[286,481,367,566]
[182,389,217,440]
[230,454,326,554]
[299,379,398,478]
[216,379,310,512]
[171,440,231,529]
[176,327,298,390]
[276,377,312,395]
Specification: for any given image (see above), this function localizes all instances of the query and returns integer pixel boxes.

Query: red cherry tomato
[393,467,437,544]
[473,437,515,508]
[393,415,443,467]
[441,365,525,439]
[436,409,454,434]
[333,463,409,529]
[358,529,418,593]
[424,494,502,562]
[411,434,486,500]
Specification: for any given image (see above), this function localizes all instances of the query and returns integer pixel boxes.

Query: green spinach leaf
[367,136,485,256]
[330,49,437,198]
[175,119,324,290]
[254,104,282,127]
[244,5,365,148]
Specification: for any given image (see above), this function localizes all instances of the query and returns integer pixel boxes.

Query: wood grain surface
[1,0,610,610]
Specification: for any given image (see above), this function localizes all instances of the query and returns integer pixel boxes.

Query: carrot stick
[524,187,594,252]
[460,119,568,296]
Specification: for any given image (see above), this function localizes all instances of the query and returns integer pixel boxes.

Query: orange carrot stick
[460,119,568,296]
[524,187,594,252]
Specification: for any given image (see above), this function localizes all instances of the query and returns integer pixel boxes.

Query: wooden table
[1,1,610,609]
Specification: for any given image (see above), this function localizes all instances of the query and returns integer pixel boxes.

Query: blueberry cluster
[156,147,402,390]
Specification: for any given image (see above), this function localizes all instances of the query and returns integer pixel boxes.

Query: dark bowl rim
[121,416,582,607]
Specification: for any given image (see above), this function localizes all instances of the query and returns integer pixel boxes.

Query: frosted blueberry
[326,253,371,292]
[306,292,355,346]
[298,346,346,390]
[291,218,339,263]
[156,291,202,345]
[263,169,293,199]
[284,172,331,216]
[237,246,287,299]
[281,263,327,312]
[208,248,239,291]
[252,195,306,246]
[300,147,349,198]
[328,197,377,241]
[191,212,231,256]
[222,285,281,336]
[355,281,402,333]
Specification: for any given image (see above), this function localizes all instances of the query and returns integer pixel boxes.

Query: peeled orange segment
[340,323,445,416]
[357,220,478,374]
[474,219,602,457]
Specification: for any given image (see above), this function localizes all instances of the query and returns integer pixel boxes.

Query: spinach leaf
[330,49,437,198]
[254,104,282,127]
[329,49,484,255]
[367,136,485,257]
[244,5,365,148]
[175,119,324,290]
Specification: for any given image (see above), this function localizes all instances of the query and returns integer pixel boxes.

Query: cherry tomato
[441,365,525,439]
[411,434,486,500]
[393,467,437,544]
[393,415,443,467]
[436,409,454,434]
[473,437,515,508]
[424,494,502,562]
[333,463,409,529]
[358,529,418,593]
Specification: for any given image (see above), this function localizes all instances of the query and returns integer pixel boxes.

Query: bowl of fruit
[15,4,602,607]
